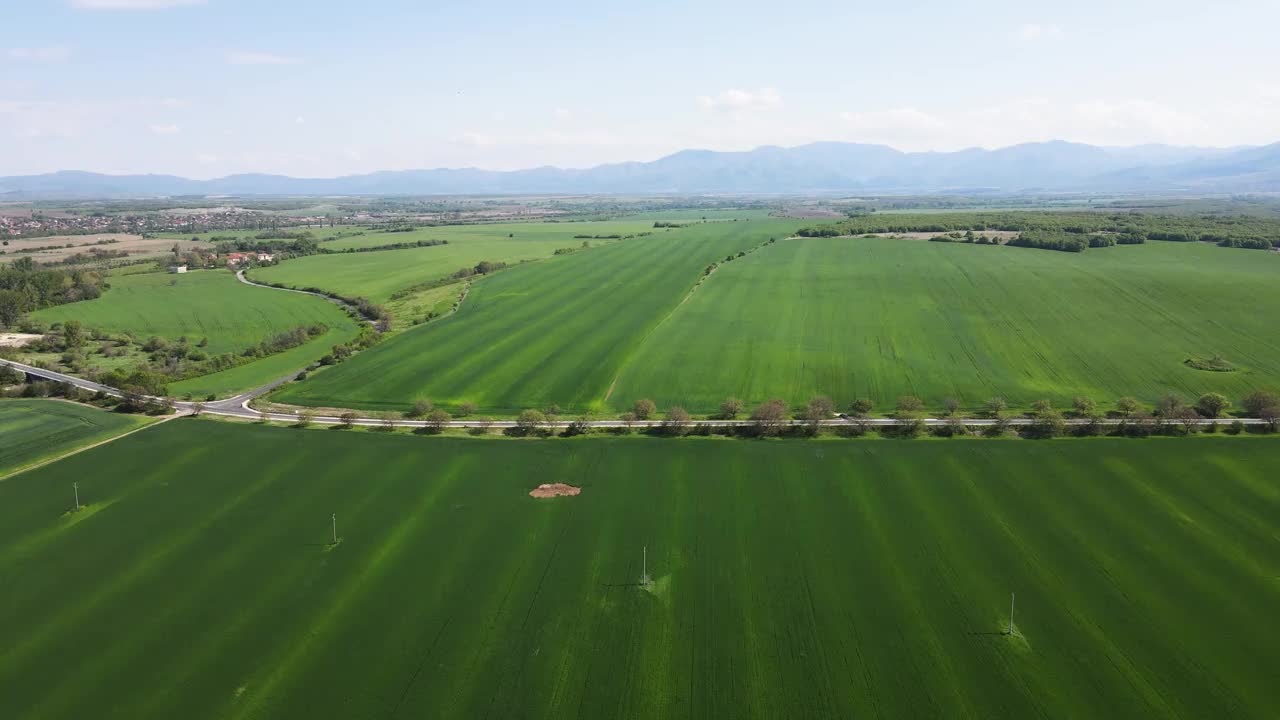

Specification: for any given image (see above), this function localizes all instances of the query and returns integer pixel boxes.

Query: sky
[3,0,1279,178]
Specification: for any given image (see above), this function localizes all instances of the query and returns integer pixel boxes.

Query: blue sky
[4,0,1279,177]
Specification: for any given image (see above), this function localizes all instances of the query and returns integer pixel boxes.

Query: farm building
[167,265,188,274]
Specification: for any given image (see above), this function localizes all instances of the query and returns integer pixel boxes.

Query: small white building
[168,265,188,274]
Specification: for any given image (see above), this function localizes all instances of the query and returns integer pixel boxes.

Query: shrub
[338,411,358,429]
[420,409,451,434]
[895,396,924,416]
[516,409,547,435]
[942,397,960,416]
[456,401,477,417]
[848,398,874,417]
[406,399,434,418]
[749,399,788,436]
[985,396,1007,417]
[1242,390,1280,418]
[632,398,656,420]
[719,397,743,419]
[661,406,691,436]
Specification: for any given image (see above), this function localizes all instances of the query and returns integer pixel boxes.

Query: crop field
[251,220,661,303]
[1,420,1277,719]
[273,219,797,412]
[610,237,1280,413]
[0,399,149,478]
[279,224,1280,415]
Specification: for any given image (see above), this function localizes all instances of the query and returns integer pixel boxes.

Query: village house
[167,264,188,274]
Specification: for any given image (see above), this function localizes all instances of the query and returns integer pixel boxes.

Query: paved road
[4,357,1272,430]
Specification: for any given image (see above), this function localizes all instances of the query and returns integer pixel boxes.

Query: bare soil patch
[0,333,43,348]
[1,233,210,264]
[529,483,581,498]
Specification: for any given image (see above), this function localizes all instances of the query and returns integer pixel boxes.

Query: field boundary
[0,408,179,483]
[602,236,781,402]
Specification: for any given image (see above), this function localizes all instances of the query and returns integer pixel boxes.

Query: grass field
[1,420,1277,718]
[27,269,361,398]
[251,220,661,303]
[0,399,149,478]
[609,237,1280,413]
[31,270,355,355]
[273,219,796,412]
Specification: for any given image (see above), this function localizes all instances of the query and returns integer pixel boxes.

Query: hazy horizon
[5,138,1269,181]
[6,0,1280,178]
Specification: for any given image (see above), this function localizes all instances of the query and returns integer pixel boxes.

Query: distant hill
[3,141,1277,198]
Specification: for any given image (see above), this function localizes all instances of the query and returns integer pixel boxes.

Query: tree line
[0,257,105,327]
[795,210,1280,253]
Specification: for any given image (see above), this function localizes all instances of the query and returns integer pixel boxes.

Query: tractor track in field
[602,237,781,403]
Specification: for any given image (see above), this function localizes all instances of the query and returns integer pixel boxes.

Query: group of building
[168,250,275,273]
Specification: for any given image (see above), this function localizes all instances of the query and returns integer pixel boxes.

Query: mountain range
[4,140,1280,197]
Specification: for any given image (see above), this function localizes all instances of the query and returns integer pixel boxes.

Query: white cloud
[196,152,219,165]
[829,97,1271,150]
[553,107,573,121]
[225,51,302,66]
[697,88,783,113]
[1015,23,1063,41]
[148,123,180,134]
[7,46,72,62]
[72,0,204,8]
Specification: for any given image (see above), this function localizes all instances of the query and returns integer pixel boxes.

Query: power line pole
[73,482,80,511]
[1008,592,1016,636]
[643,545,647,586]
[331,513,338,545]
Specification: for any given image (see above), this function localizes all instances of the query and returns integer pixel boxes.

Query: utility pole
[331,513,338,545]
[643,545,647,586]
[73,482,80,511]
[1008,593,1016,636]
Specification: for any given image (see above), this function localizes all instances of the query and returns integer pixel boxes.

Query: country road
[3,357,1272,431]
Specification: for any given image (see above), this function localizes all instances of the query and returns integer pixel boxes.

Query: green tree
[942,397,961,416]
[1071,396,1096,417]
[62,320,85,349]
[1116,396,1141,417]
[1195,392,1230,418]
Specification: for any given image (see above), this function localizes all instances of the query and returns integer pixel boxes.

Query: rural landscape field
[6,1,1280,715]
[1,419,1278,719]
